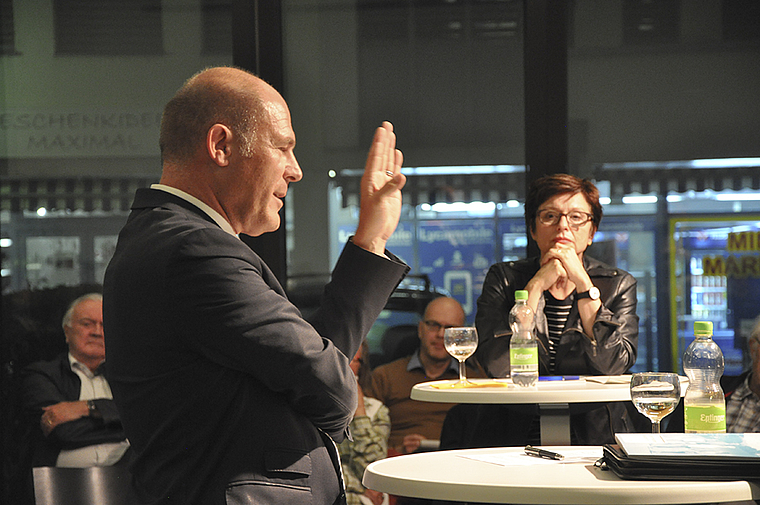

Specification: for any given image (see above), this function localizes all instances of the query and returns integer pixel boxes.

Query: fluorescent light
[691,157,760,169]
[339,164,526,177]
[0,238,12,247]
[622,195,658,204]
[715,193,760,201]
[430,201,496,214]
[599,197,611,205]
[599,157,760,171]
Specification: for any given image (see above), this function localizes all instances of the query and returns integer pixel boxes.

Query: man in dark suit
[103,66,409,505]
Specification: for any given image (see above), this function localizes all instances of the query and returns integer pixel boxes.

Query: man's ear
[207,124,233,166]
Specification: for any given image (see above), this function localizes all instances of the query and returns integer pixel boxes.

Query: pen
[524,445,564,461]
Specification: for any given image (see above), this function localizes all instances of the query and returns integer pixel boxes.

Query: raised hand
[353,121,406,256]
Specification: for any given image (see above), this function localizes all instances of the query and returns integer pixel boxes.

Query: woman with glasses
[473,173,640,445]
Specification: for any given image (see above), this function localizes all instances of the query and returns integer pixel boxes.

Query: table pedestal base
[539,403,570,445]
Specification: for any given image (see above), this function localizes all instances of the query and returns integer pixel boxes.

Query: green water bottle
[683,321,726,433]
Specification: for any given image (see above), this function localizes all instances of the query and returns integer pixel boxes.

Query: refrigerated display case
[671,217,760,376]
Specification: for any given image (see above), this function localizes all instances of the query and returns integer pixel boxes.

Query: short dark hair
[159,67,265,164]
[525,174,602,233]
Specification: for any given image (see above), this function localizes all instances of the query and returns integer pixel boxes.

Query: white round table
[363,446,759,504]
[411,376,688,445]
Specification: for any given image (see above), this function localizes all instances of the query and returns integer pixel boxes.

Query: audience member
[727,318,760,432]
[371,297,486,454]
[669,316,760,433]
[102,66,408,505]
[473,174,640,446]
[22,293,130,467]
[340,340,390,505]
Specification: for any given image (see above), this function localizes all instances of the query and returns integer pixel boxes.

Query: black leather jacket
[473,255,641,444]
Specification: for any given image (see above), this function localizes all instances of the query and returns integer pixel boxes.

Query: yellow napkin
[429,380,512,389]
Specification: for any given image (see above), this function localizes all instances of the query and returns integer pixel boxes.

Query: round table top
[363,446,759,504]
[410,376,689,404]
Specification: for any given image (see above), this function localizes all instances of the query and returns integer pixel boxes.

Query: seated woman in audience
[339,340,390,505]
[472,174,641,446]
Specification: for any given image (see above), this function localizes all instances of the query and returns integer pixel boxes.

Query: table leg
[538,403,571,445]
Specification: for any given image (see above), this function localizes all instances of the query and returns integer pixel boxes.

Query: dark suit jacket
[103,188,408,505]
[21,352,127,466]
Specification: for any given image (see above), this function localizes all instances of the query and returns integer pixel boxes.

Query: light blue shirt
[406,349,459,375]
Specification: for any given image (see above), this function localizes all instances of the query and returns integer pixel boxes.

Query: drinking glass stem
[652,420,661,433]
[458,360,467,382]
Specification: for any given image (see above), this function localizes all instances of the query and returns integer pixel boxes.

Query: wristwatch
[576,286,600,300]
[86,400,99,418]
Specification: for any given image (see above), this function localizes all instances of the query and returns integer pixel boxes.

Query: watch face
[589,286,601,300]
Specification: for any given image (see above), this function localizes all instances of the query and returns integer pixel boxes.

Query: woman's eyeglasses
[536,209,593,227]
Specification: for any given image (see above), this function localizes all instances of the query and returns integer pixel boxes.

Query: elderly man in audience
[726,317,760,432]
[22,293,130,467]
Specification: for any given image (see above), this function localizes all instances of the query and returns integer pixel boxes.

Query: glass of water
[630,372,681,433]
[443,327,478,386]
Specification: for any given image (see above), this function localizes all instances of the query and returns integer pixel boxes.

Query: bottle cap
[515,290,528,301]
[693,321,713,336]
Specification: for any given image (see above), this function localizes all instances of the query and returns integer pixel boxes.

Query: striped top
[544,292,573,373]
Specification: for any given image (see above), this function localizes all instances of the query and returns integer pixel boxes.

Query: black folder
[601,443,760,481]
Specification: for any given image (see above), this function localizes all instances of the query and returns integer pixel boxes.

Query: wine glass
[444,327,478,386]
[630,372,681,433]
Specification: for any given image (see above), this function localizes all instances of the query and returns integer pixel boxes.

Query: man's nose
[286,153,302,183]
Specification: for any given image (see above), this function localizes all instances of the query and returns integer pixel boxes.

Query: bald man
[371,297,486,454]
[103,67,409,505]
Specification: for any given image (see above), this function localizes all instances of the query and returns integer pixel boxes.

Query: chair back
[33,466,139,505]
[381,325,419,362]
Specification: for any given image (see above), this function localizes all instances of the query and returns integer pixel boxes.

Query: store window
[2,4,233,500]
[673,217,760,376]
[568,0,760,372]
[2,0,233,294]
[307,0,760,375]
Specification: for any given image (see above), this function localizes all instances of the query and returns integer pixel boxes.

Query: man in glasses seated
[370,296,486,455]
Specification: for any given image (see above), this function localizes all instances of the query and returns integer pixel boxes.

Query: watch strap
[576,286,600,300]
[87,400,100,418]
